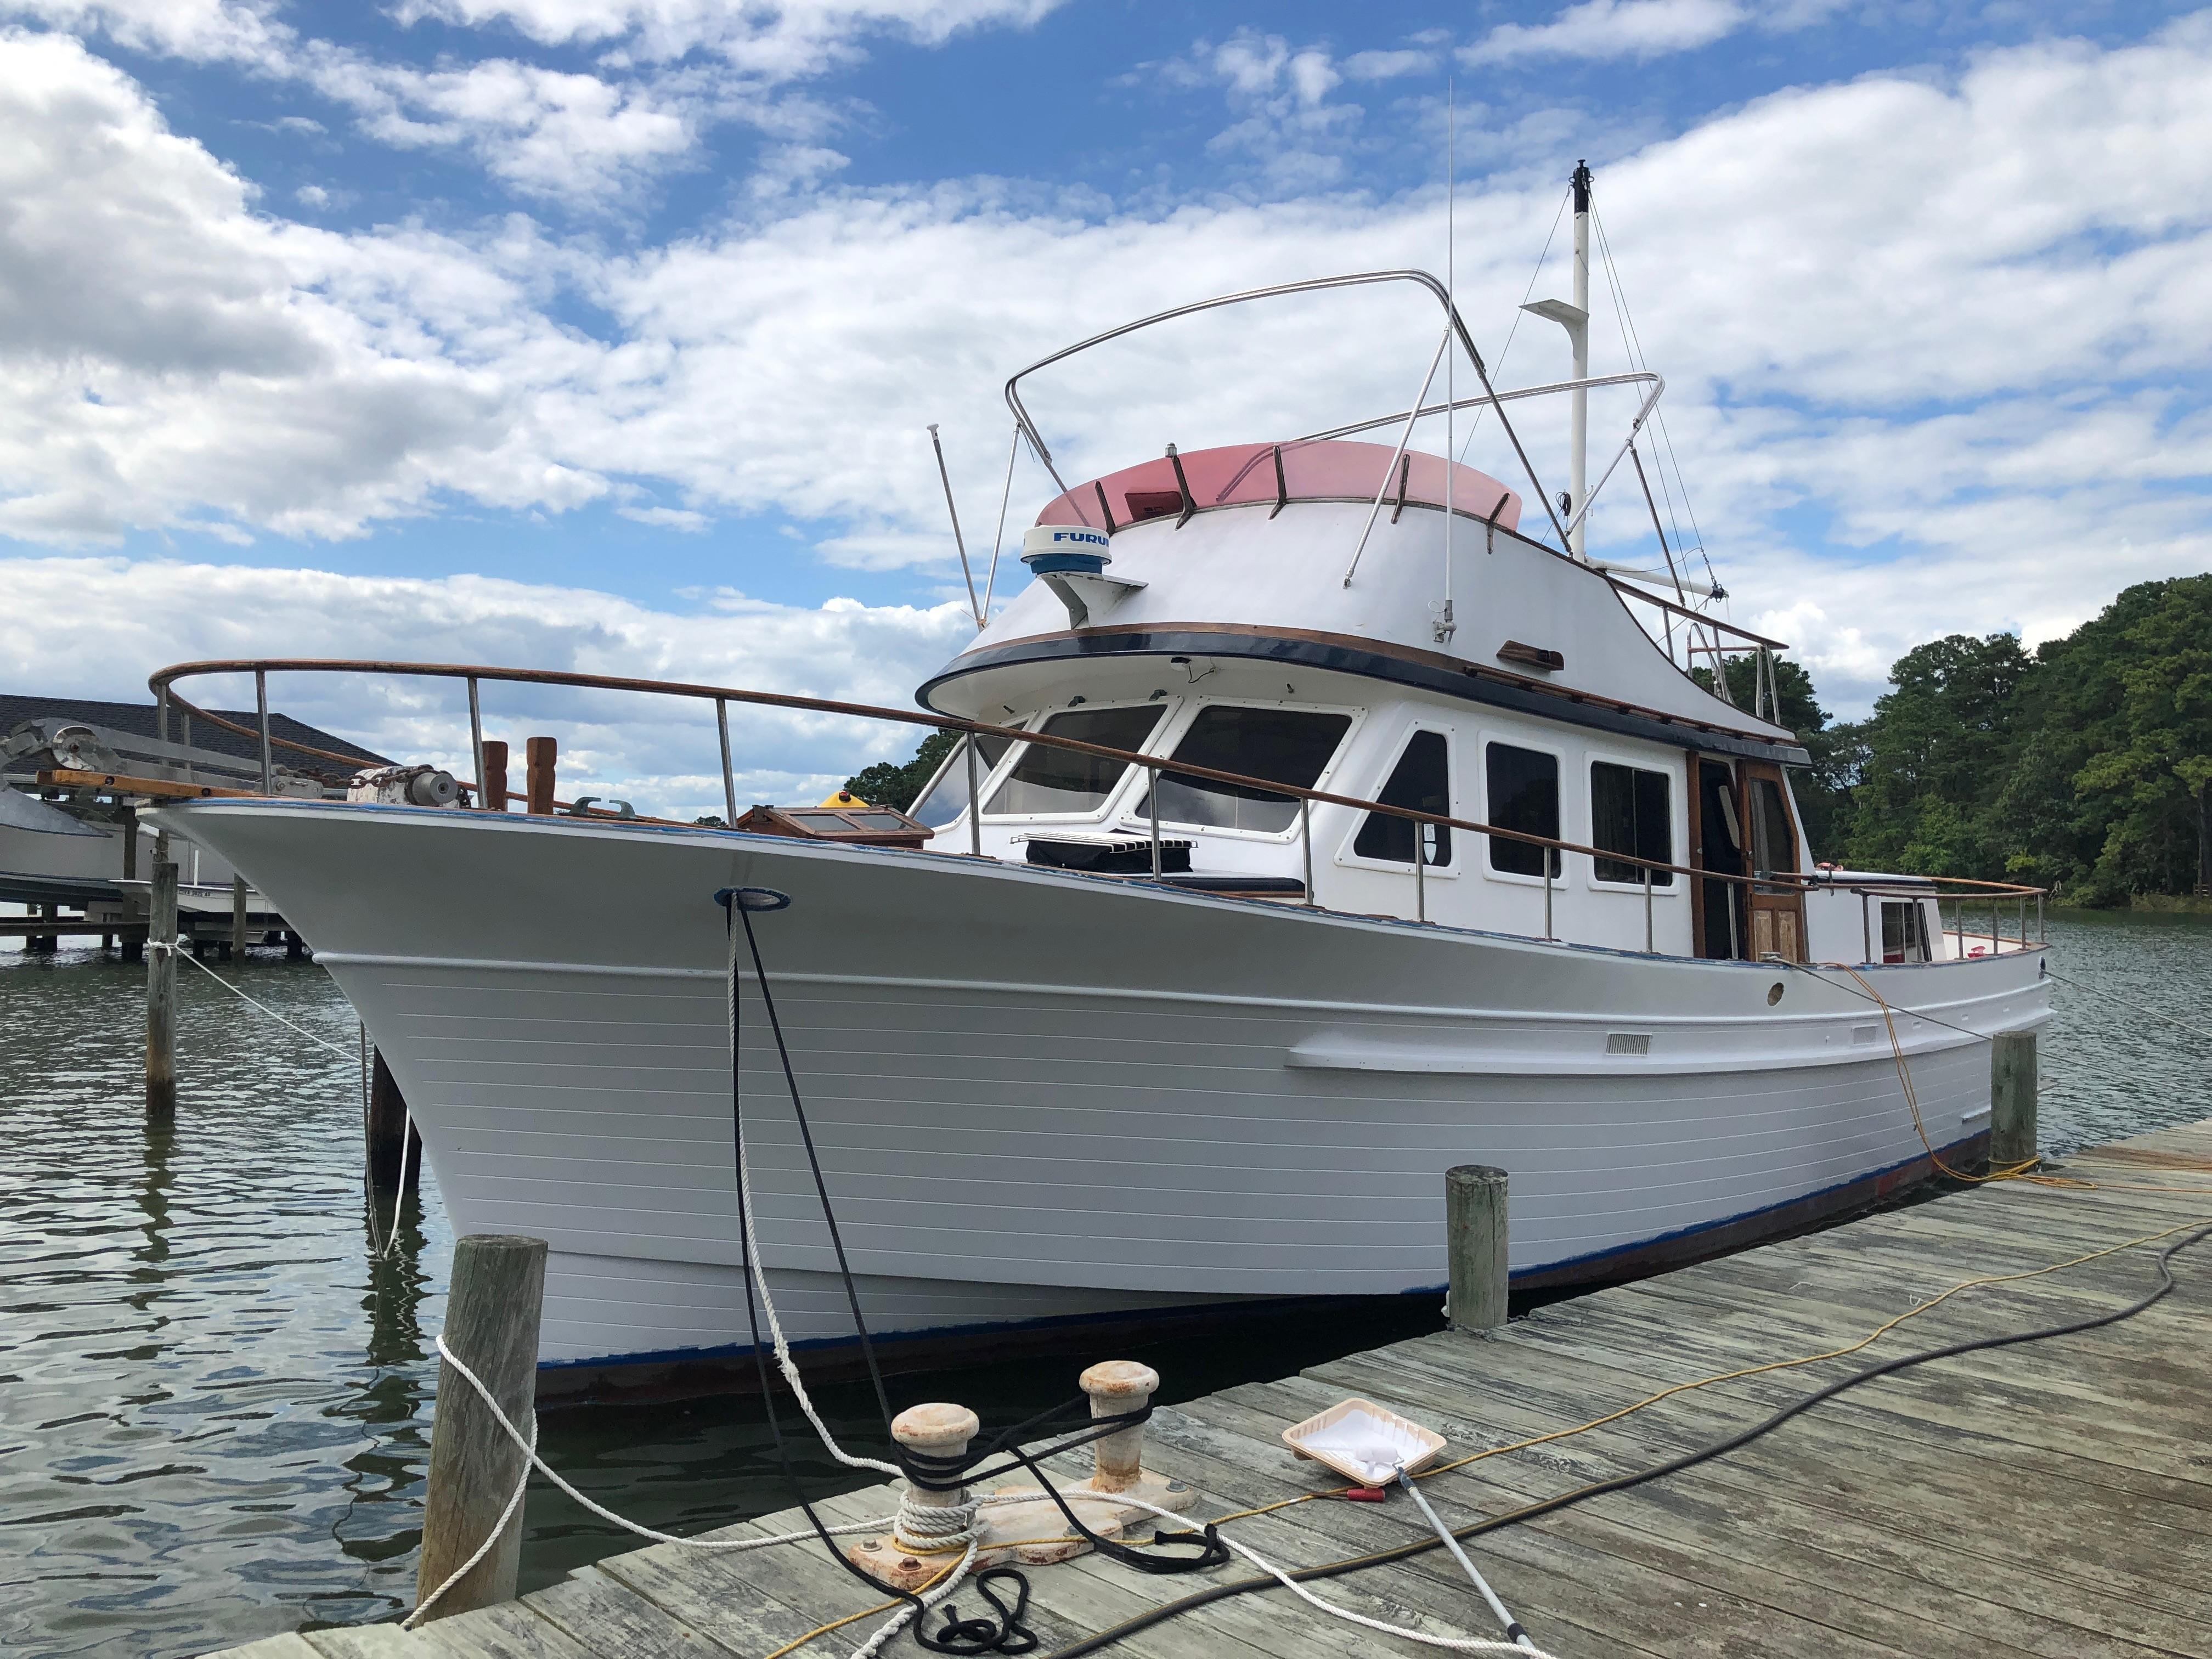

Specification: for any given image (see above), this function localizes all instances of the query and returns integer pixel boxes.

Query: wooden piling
[120,805,138,882]
[416,1233,549,1622]
[27,902,58,955]
[524,737,556,816]
[482,740,510,812]
[146,859,178,1122]
[366,1048,424,1200]
[1443,1163,1508,1332]
[1990,1029,2038,1170]
[229,876,248,963]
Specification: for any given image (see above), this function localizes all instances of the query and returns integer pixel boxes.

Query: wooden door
[1688,756,1746,960]
[1740,760,1806,963]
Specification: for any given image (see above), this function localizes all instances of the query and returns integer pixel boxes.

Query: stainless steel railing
[146,656,2050,957]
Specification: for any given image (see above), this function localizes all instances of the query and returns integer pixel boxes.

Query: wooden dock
[217,1116,2212,1659]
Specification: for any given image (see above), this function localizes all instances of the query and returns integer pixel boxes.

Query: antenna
[1438,73,1457,648]
[928,424,985,630]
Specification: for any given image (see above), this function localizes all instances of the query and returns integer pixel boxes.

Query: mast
[1522,160,1594,560]
[1569,160,1591,562]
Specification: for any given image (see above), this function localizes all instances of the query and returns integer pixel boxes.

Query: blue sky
[1,0,2208,808]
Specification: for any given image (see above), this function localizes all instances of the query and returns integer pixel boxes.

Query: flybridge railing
[145,658,2046,958]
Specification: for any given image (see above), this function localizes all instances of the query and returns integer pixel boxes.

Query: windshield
[1141,706,1351,833]
[911,729,1020,826]
[986,704,1166,817]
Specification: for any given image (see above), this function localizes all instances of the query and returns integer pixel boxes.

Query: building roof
[0,694,393,785]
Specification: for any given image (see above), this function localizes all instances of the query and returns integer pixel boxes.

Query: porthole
[1767,982,1786,1006]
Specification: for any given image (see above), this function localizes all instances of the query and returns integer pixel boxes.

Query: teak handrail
[145,656,2049,907]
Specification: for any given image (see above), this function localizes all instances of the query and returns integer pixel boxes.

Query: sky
[0,0,2207,814]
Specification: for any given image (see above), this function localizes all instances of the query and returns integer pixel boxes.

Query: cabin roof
[0,693,392,785]
[1036,439,1522,533]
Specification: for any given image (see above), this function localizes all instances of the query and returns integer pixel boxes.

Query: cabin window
[1141,706,1352,833]
[911,729,1020,825]
[1590,763,1673,885]
[1485,742,1562,877]
[1353,731,1452,865]
[1881,900,1928,964]
[986,704,1166,816]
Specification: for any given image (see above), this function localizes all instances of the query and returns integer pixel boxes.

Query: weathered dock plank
[204,1114,2212,1659]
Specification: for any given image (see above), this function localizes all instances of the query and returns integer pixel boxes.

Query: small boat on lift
[151,171,2049,1390]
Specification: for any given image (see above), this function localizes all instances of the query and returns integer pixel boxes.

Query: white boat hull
[160,800,2050,1379]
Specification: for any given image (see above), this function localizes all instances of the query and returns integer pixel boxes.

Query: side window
[1485,742,1561,877]
[1353,731,1452,865]
[1590,762,1674,885]
[1142,706,1352,833]
[911,730,1019,825]
[985,704,1166,816]
[1881,900,1928,963]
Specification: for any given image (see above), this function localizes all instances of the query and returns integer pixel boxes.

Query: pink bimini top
[1036,440,1521,534]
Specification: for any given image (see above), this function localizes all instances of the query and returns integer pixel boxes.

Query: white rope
[410,1341,1558,1655]
[851,1539,979,1659]
[405,1361,540,1628]
[891,1489,980,1553]
[726,914,901,1479]
[1106,1493,1559,1657]
[176,946,354,1058]
[2046,967,2212,1043]
[404,1331,902,1627]
[371,1107,413,1263]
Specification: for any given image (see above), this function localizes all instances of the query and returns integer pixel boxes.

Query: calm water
[2,911,2209,1658]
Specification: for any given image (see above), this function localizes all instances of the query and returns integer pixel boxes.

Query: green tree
[845,728,959,812]
[2001,576,2212,902]
[1842,631,2033,879]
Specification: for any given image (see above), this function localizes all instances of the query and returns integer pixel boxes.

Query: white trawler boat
[152,177,2049,1390]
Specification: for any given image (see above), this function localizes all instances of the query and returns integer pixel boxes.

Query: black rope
[716,887,1225,1657]
[929,1567,1040,1655]
[1038,1220,2212,1658]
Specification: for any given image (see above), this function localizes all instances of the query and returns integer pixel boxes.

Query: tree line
[1760,575,2211,904]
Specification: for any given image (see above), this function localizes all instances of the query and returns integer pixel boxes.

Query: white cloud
[2,0,290,64]
[1460,0,1752,65]
[1,0,1063,207]
[618,503,710,529]
[1,18,2209,723]
[0,29,606,541]
[1342,48,1435,82]
[389,0,1064,70]
[314,53,702,200]
[1143,31,1367,190]
[295,182,329,206]
[0,554,974,811]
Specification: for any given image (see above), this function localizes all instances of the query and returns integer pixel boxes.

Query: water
[2,911,2208,1659]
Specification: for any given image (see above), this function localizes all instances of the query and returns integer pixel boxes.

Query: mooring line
[174,947,354,1058]
[2045,966,2212,1043]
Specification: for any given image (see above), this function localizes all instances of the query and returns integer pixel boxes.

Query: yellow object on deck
[819,789,868,809]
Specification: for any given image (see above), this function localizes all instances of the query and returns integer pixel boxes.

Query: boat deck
[214,1115,2212,1659]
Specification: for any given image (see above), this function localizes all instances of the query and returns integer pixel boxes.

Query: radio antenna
[929,424,985,629]
[1437,72,1458,647]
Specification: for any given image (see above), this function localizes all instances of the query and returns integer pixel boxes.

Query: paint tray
[1281,1397,1446,1486]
